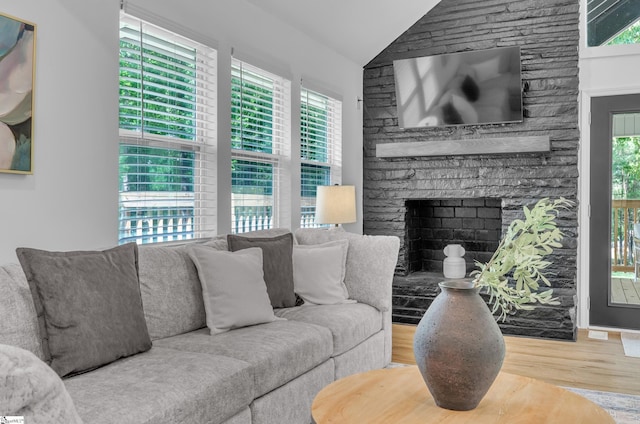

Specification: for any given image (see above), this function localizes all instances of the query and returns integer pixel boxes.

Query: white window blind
[300,88,342,228]
[118,13,217,244]
[231,59,291,234]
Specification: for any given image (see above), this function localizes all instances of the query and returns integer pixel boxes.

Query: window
[608,20,640,45]
[118,13,216,244]
[231,59,291,233]
[587,0,640,46]
[300,88,342,228]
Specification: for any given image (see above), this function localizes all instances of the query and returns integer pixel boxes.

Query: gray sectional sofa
[0,228,400,424]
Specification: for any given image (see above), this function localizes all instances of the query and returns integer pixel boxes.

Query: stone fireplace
[371,193,577,340]
[361,0,580,340]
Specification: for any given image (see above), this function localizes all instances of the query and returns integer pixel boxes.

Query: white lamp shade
[315,185,357,225]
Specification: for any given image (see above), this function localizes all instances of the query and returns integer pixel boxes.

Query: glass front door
[590,94,640,330]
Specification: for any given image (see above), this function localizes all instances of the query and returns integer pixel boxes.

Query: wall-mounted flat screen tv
[393,46,523,129]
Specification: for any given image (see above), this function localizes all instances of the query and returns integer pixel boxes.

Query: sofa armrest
[0,264,44,359]
[0,344,83,424]
[294,228,400,312]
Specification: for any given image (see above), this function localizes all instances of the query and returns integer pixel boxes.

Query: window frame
[118,12,217,245]
[230,58,291,234]
[299,86,343,228]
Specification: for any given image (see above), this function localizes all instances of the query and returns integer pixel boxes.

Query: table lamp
[315,185,356,226]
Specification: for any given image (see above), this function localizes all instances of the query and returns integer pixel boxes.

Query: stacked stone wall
[363,0,580,339]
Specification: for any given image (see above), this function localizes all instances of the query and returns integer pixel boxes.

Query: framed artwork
[0,12,36,174]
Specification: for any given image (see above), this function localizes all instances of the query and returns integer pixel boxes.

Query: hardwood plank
[375,136,550,158]
[633,280,640,305]
[611,277,627,303]
[392,323,640,395]
[391,323,417,365]
[621,278,640,304]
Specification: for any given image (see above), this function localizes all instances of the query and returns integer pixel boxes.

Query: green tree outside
[608,20,640,45]
[119,34,198,193]
[612,136,640,199]
[611,136,640,266]
[301,90,331,197]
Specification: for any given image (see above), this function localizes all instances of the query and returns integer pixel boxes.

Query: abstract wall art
[0,12,35,174]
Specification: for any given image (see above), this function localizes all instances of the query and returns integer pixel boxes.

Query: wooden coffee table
[312,366,615,423]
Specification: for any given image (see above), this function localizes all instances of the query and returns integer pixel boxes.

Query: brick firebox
[405,198,502,275]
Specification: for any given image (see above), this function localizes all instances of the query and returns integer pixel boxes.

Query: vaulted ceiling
[244,0,440,66]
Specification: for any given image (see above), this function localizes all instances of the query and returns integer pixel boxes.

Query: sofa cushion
[292,239,350,305]
[225,409,252,424]
[333,331,386,380]
[0,264,43,359]
[250,360,334,424]
[275,303,382,356]
[16,243,152,378]
[0,344,83,424]
[187,246,279,335]
[154,320,333,397]
[137,244,207,340]
[64,347,253,424]
[227,232,297,308]
[295,228,400,312]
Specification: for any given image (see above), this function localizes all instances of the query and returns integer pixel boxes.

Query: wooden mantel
[375,136,550,158]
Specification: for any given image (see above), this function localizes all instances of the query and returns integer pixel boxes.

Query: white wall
[0,0,364,264]
[0,0,120,264]
[578,37,640,327]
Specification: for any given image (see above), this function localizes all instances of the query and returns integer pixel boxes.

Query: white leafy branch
[470,197,574,321]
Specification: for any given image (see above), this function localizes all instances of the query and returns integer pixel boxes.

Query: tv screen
[393,47,523,129]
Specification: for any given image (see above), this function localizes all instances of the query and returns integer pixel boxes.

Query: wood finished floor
[392,323,640,396]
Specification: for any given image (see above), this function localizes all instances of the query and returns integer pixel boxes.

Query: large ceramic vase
[413,279,505,411]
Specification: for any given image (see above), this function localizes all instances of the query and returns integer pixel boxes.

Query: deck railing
[120,199,639,259]
[612,199,640,272]
[119,206,195,245]
[120,203,320,244]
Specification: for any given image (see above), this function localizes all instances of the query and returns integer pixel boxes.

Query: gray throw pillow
[292,239,351,305]
[227,232,296,308]
[16,243,152,378]
[187,246,279,335]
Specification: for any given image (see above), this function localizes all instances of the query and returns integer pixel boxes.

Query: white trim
[290,76,302,230]
[578,89,590,329]
[299,76,343,103]
[122,2,219,49]
[216,41,233,234]
[587,325,640,335]
[581,43,640,60]
[231,48,293,83]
